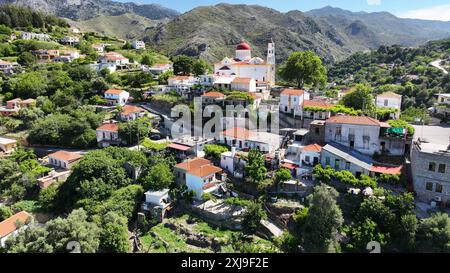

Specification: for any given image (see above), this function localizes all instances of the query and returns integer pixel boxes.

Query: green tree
[302,185,343,252]
[98,211,131,253]
[38,184,59,211]
[345,218,386,252]
[417,213,450,252]
[118,117,151,145]
[172,55,194,75]
[7,71,48,98]
[203,144,229,159]
[17,52,36,66]
[341,84,375,114]
[242,201,266,234]
[312,165,335,184]
[279,51,327,88]
[245,149,267,183]
[140,162,174,191]
[193,59,211,76]
[0,205,13,221]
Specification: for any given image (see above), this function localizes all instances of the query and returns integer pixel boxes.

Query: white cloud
[398,4,450,22]
[367,0,381,6]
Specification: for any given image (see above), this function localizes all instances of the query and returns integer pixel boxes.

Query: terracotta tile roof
[370,165,403,175]
[105,89,125,95]
[175,157,212,171]
[96,123,119,132]
[303,144,322,152]
[48,151,82,163]
[121,105,144,116]
[303,100,335,108]
[20,99,36,104]
[326,115,381,126]
[169,76,191,81]
[281,162,299,170]
[201,91,225,98]
[221,127,253,139]
[377,91,402,99]
[281,89,305,96]
[232,77,253,84]
[168,143,191,151]
[248,93,261,99]
[188,164,222,178]
[0,211,32,237]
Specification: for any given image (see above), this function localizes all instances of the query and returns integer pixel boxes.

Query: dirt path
[430,59,449,75]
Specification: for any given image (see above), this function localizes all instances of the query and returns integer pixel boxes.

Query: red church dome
[236,42,251,50]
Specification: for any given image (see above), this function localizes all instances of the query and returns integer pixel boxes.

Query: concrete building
[279,89,310,117]
[104,89,130,106]
[411,139,450,206]
[436,93,450,118]
[220,147,247,178]
[0,137,17,154]
[376,92,402,119]
[96,123,121,147]
[218,127,282,154]
[119,105,146,121]
[132,40,145,50]
[0,211,32,247]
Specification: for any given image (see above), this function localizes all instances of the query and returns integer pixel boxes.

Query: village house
[279,89,310,117]
[218,127,282,154]
[376,92,402,119]
[168,136,215,160]
[96,122,121,147]
[144,63,173,75]
[214,41,276,87]
[48,151,82,170]
[69,27,81,34]
[37,169,72,189]
[21,32,50,41]
[201,91,226,105]
[0,98,36,116]
[301,100,335,121]
[411,139,450,206]
[231,77,256,92]
[0,137,17,154]
[0,59,20,75]
[32,49,60,63]
[174,157,224,200]
[53,50,81,63]
[321,142,403,178]
[220,147,247,178]
[100,52,129,70]
[119,105,146,121]
[132,40,146,50]
[324,115,408,156]
[60,36,80,46]
[0,211,32,248]
[104,89,130,106]
[436,93,450,118]
[92,44,105,53]
[167,75,197,95]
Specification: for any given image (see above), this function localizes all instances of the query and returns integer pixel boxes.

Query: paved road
[430,59,448,75]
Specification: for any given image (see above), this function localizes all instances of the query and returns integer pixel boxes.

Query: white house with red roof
[167,75,197,94]
[100,52,129,69]
[48,151,82,170]
[96,122,121,147]
[119,105,146,121]
[0,211,32,247]
[376,92,402,119]
[230,77,256,92]
[104,89,130,106]
[201,91,226,104]
[280,88,310,116]
[174,157,224,200]
[214,40,276,87]
[301,100,335,120]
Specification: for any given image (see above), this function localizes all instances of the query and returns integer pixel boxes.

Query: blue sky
[122,0,450,21]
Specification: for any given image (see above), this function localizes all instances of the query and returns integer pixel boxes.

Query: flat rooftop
[413,125,450,145]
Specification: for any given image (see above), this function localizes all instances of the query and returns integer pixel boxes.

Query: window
[428,162,436,172]
[436,183,443,193]
[334,159,340,170]
[315,128,320,135]
[384,99,388,107]
[325,157,331,166]
[345,162,351,170]
[426,182,433,191]
[305,156,310,163]
[438,164,446,174]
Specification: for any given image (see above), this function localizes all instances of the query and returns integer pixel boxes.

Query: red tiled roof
[168,143,191,151]
[303,100,335,108]
[326,115,381,126]
[48,151,82,163]
[0,211,32,237]
[121,105,144,116]
[281,89,305,96]
[201,91,225,98]
[96,123,119,132]
[175,157,211,171]
[105,89,125,95]
[169,76,191,81]
[281,162,299,170]
[221,127,253,139]
[370,165,403,175]
[188,164,222,178]
[236,42,251,50]
[303,144,322,152]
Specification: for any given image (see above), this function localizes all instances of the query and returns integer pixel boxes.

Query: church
[213,40,276,87]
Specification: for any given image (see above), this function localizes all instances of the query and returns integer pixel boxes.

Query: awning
[167,143,191,151]
[371,165,403,175]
